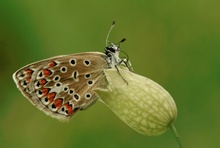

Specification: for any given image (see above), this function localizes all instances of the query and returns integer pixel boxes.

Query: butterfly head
[104,38,126,68]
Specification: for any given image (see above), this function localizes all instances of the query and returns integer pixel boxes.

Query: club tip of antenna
[112,20,116,26]
[121,38,126,43]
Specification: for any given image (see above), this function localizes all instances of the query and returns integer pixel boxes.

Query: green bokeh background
[1,0,219,148]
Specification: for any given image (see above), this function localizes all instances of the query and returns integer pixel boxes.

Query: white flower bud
[95,67,177,136]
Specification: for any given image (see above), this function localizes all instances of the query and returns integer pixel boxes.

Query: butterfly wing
[13,52,108,121]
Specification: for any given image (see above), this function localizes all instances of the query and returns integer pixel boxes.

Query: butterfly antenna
[121,50,129,60]
[116,38,126,46]
[106,20,116,46]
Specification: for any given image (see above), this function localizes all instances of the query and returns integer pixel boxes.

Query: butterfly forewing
[13,52,108,121]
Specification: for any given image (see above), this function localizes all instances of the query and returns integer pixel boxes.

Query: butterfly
[12,21,132,121]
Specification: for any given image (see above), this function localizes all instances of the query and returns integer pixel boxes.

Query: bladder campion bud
[96,66,177,136]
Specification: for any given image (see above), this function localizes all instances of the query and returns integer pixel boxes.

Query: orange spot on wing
[64,103,73,115]
[43,69,52,77]
[47,92,56,103]
[48,61,57,68]
[41,88,50,96]
[54,98,63,109]
[40,79,47,86]
[26,77,31,83]
[25,69,33,76]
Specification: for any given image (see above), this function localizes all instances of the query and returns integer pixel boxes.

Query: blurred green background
[0,0,219,148]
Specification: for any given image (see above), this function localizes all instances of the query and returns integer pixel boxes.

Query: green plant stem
[169,123,183,148]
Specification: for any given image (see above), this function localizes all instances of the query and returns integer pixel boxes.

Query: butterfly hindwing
[13,52,108,121]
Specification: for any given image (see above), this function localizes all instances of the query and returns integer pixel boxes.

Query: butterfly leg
[114,65,129,85]
[119,59,134,72]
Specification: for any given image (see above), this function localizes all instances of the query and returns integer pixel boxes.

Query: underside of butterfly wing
[13,52,109,121]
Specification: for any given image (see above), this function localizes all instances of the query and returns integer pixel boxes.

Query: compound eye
[106,47,116,53]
